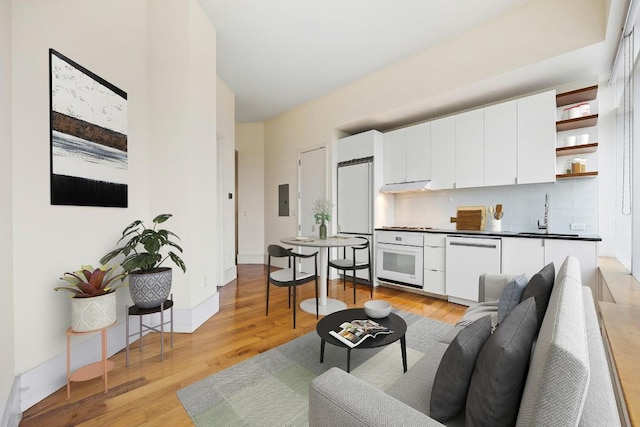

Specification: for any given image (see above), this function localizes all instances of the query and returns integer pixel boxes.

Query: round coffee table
[316,308,408,373]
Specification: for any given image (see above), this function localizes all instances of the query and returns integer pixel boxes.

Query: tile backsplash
[392,179,599,235]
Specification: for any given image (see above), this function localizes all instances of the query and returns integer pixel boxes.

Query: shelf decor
[49,49,128,207]
[312,198,334,240]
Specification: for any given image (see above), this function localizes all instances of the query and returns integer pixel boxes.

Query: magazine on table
[329,319,393,348]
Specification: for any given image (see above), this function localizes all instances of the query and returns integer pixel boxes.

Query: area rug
[176,310,452,426]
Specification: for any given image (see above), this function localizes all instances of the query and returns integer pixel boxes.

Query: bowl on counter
[364,300,392,318]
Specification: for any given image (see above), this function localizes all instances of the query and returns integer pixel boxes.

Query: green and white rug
[176,310,452,426]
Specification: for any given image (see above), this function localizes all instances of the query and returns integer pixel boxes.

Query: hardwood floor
[20,265,465,426]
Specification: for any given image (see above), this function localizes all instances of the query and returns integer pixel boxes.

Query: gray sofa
[309,256,620,426]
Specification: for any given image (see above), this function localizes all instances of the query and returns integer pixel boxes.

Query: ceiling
[200,0,533,123]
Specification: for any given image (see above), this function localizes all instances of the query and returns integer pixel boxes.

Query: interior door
[298,146,326,272]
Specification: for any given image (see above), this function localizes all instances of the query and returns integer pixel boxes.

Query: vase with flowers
[312,198,334,240]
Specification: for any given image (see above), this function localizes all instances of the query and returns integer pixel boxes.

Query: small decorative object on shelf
[55,264,126,332]
[312,198,334,240]
[100,214,186,309]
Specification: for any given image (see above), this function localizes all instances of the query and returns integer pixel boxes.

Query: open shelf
[556,143,598,156]
[556,114,598,132]
[556,85,598,107]
[556,171,598,179]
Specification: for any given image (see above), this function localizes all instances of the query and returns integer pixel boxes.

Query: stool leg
[170,301,174,348]
[126,306,130,367]
[160,301,165,361]
[139,316,143,352]
[102,328,108,393]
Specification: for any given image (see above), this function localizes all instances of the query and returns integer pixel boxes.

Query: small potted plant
[312,198,334,240]
[100,214,186,309]
[55,264,127,332]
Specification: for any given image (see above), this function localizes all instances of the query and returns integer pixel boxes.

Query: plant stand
[66,321,116,399]
[125,296,174,367]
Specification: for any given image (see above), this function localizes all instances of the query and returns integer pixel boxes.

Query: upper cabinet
[337,130,378,162]
[405,122,431,182]
[517,91,557,184]
[485,100,517,186]
[430,116,456,190]
[455,109,485,188]
[383,122,430,184]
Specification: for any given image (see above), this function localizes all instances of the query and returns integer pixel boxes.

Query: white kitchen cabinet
[455,109,485,188]
[337,130,378,162]
[544,239,598,296]
[405,122,431,182]
[383,128,406,184]
[383,124,430,185]
[501,237,545,279]
[517,91,556,184]
[485,100,517,186]
[424,234,446,295]
[430,116,456,190]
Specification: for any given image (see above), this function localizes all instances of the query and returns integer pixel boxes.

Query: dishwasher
[445,235,501,305]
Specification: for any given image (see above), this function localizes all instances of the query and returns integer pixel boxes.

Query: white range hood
[379,180,432,193]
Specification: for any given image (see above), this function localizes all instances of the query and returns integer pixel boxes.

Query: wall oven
[376,232,424,289]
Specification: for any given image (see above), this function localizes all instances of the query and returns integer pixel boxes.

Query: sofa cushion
[516,256,590,427]
[520,262,555,333]
[498,273,528,324]
[386,342,449,416]
[430,315,492,422]
[466,297,538,427]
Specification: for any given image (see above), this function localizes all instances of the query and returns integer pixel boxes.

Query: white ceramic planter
[71,291,116,332]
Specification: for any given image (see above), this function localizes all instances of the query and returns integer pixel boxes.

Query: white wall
[0,0,16,423]
[217,77,237,283]
[8,0,223,413]
[262,0,609,255]
[236,123,265,263]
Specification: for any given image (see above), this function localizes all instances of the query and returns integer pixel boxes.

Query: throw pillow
[497,273,528,324]
[465,297,538,427]
[520,262,555,333]
[430,315,492,422]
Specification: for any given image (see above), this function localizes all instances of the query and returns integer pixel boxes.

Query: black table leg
[400,335,408,373]
[347,348,351,373]
[320,339,325,363]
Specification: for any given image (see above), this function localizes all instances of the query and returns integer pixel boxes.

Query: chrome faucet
[537,193,550,233]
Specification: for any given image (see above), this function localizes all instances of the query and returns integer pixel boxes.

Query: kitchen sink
[516,232,580,237]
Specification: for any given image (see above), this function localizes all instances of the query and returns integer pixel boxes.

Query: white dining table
[280,235,365,315]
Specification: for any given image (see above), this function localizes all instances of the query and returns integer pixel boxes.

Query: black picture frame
[49,48,128,207]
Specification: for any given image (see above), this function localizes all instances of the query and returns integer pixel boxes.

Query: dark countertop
[375,227,602,242]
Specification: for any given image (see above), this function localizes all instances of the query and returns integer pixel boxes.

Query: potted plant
[55,264,126,332]
[313,198,334,240]
[100,214,186,309]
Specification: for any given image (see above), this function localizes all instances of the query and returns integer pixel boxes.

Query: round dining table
[280,235,366,315]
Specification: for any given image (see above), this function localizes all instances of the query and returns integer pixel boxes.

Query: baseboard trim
[237,253,264,264]
[223,266,237,285]
[18,292,220,411]
[1,376,21,426]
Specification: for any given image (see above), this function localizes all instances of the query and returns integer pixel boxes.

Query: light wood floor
[21,265,465,426]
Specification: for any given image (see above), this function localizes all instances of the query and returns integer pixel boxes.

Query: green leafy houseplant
[100,214,187,274]
[54,264,127,298]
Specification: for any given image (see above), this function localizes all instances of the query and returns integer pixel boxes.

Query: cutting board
[450,206,486,230]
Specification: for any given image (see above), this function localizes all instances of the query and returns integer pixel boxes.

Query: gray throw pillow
[465,297,538,427]
[497,273,528,324]
[430,316,492,422]
[520,262,555,333]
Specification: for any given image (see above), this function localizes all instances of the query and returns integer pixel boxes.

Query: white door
[485,100,517,186]
[430,116,456,190]
[383,128,407,184]
[455,109,485,188]
[405,122,431,182]
[298,146,326,272]
[517,91,556,184]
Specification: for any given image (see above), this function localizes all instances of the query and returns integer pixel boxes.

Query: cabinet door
[424,269,446,295]
[455,109,485,188]
[383,128,407,184]
[517,91,556,184]
[485,100,517,186]
[405,122,431,182]
[430,116,456,189]
[337,130,376,163]
[501,237,545,279]
[544,239,598,296]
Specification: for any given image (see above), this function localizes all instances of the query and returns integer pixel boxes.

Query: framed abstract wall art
[49,49,128,207]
